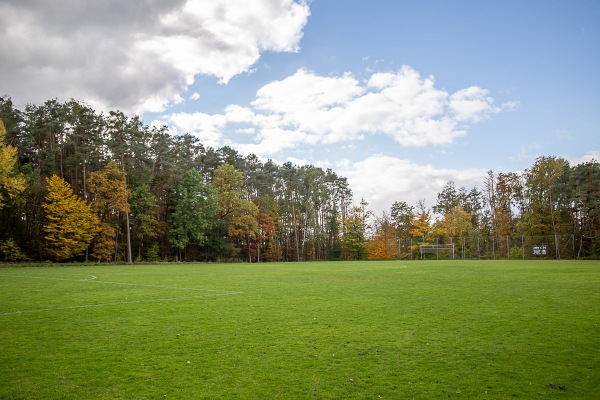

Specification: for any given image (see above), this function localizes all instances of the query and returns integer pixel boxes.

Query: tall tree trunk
[247,234,251,263]
[257,232,260,263]
[291,195,300,262]
[549,190,560,259]
[120,157,133,264]
[125,212,133,264]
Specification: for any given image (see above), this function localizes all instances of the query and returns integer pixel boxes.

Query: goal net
[419,244,455,259]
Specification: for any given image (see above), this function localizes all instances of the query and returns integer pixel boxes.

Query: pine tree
[43,175,99,261]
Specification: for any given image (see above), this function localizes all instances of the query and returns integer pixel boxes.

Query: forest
[1,96,599,262]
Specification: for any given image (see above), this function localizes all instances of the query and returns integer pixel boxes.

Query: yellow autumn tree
[0,119,26,210]
[443,206,473,241]
[43,175,100,261]
[409,202,434,257]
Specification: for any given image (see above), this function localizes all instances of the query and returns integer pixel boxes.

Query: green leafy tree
[523,156,568,258]
[340,200,370,260]
[341,206,368,260]
[391,201,415,258]
[558,161,600,251]
[130,181,159,260]
[169,169,218,261]
[43,175,99,261]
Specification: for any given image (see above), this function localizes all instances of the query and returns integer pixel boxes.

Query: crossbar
[420,244,455,259]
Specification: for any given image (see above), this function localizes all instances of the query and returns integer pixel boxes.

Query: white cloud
[224,105,257,123]
[338,155,487,215]
[568,150,600,165]
[0,0,310,114]
[236,127,309,156]
[160,65,515,158]
[449,86,499,122]
[165,111,227,147]
[252,69,363,113]
[244,66,506,152]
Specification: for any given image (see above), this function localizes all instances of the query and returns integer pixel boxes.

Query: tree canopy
[1,96,599,262]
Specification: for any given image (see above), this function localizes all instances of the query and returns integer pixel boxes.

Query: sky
[1,0,599,214]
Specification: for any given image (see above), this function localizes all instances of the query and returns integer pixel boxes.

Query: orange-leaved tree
[367,213,397,260]
[88,161,131,262]
[43,175,100,261]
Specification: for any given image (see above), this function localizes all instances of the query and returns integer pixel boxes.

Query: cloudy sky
[1,0,599,214]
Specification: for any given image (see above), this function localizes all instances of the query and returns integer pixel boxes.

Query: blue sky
[1,0,599,213]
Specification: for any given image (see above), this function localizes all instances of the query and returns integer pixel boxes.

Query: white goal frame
[420,244,455,260]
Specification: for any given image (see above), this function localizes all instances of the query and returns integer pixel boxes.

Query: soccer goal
[419,244,455,260]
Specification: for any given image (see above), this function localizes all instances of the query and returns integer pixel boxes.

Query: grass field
[1,260,599,399]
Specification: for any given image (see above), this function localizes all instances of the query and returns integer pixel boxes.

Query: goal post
[419,244,455,260]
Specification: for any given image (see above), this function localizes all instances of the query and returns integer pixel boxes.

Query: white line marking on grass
[85,280,240,292]
[0,292,243,316]
[0,274,237,293]
[1,274,97,282]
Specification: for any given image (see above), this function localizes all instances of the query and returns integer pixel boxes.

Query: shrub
[0,238,30,262]
[145,243,161,262]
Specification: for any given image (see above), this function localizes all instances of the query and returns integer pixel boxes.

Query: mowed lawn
[0,261,599,399]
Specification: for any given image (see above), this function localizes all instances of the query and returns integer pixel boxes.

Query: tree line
[0,96,599,262]
[370,157,600,260]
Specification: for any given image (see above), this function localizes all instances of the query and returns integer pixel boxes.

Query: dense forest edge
[1,96,599,263]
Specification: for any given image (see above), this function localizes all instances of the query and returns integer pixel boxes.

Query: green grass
[1,260,599,399]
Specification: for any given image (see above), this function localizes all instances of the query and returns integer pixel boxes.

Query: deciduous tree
[367,212,397,259]
[0,119,26,210]
[523,156,568,258]
[43,175,99,261]
[213,164,259,261]
[169,169,218,260]
[88,162,131,262]
[341,203,369,260]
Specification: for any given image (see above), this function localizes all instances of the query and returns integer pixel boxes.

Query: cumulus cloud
[164,111,227,148]
[338,155,487,215]
[449,86,499,122]
[160,65,515,156]
[0,0,310,114]
[568,150,600,165]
